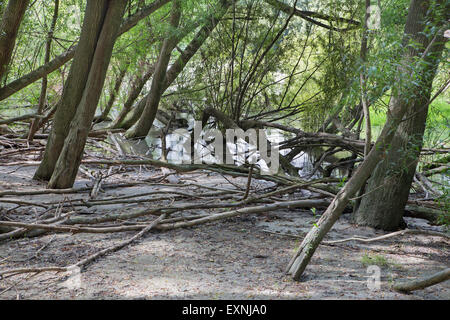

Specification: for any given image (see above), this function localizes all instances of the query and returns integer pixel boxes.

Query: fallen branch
[0,198,48,208]
[0,114,44,125]
[157,199,330,230]
[393,268,450,293]
[323,229,449,244]
[0,182,144,197]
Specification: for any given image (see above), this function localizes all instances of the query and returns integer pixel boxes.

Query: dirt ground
[0,163,449,300]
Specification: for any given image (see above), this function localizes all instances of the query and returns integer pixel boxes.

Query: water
[105,114,350,179]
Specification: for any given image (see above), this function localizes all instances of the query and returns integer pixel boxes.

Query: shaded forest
[0,0,448,299]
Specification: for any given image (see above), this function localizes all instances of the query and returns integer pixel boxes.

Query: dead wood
[323,229,449,244]
[393,268,450,293]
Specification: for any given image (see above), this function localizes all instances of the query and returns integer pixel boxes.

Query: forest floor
[0,160,449,300]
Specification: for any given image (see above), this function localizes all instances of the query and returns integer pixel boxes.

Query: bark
[286,0,447,280]
[27,0,60,141]
[0,0,170,101]
[0,0,30,81]
[33,0,110,181]
[47,0,127,189]
[125,0,182,139]
[353,0,448,231]
[393,268,450,293]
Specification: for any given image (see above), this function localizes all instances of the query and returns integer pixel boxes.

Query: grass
[361,253,390,268]
[361,96,450,148]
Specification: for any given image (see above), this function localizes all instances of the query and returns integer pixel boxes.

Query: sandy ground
[0,163,449,300]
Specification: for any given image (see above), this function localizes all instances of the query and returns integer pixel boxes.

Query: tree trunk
[0,0,29,81]
[111,63,155,129]
[48,0,127,189]
[353,0,448,231]
[96,65,127,122]
[125,0,182,139]
[125,0,231,137]
[27,0,60,141]
[0,0,170,102]
[286,0,447,280]
[33,0,109,181]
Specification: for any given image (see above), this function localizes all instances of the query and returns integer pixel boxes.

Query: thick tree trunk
[48,0,127,189]
[353,0,448,231]
[286,0,447,280]
[34,0,109,181]
[125,0,181,139]
[0,0,29,81]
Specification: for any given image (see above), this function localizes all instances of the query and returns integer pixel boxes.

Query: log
[393,268,450,293]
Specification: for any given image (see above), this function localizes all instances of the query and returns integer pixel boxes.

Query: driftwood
[422,165,449,177]
[393,268,450,293]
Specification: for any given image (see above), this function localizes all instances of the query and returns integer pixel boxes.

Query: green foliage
[361,253,400,268]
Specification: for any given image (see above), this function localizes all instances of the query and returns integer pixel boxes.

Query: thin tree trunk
[118,95,148,130]
[0,0,30,81]
[111,63,155,129]
[360,0,371,157]
[48,0,127,189]
[28,0,60,141]
[353,0,371,213]
[125,0,182,139]
[96,65,127,122]
[124,0,231,136]
[393,268,450,293]
[286,0,447,280]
